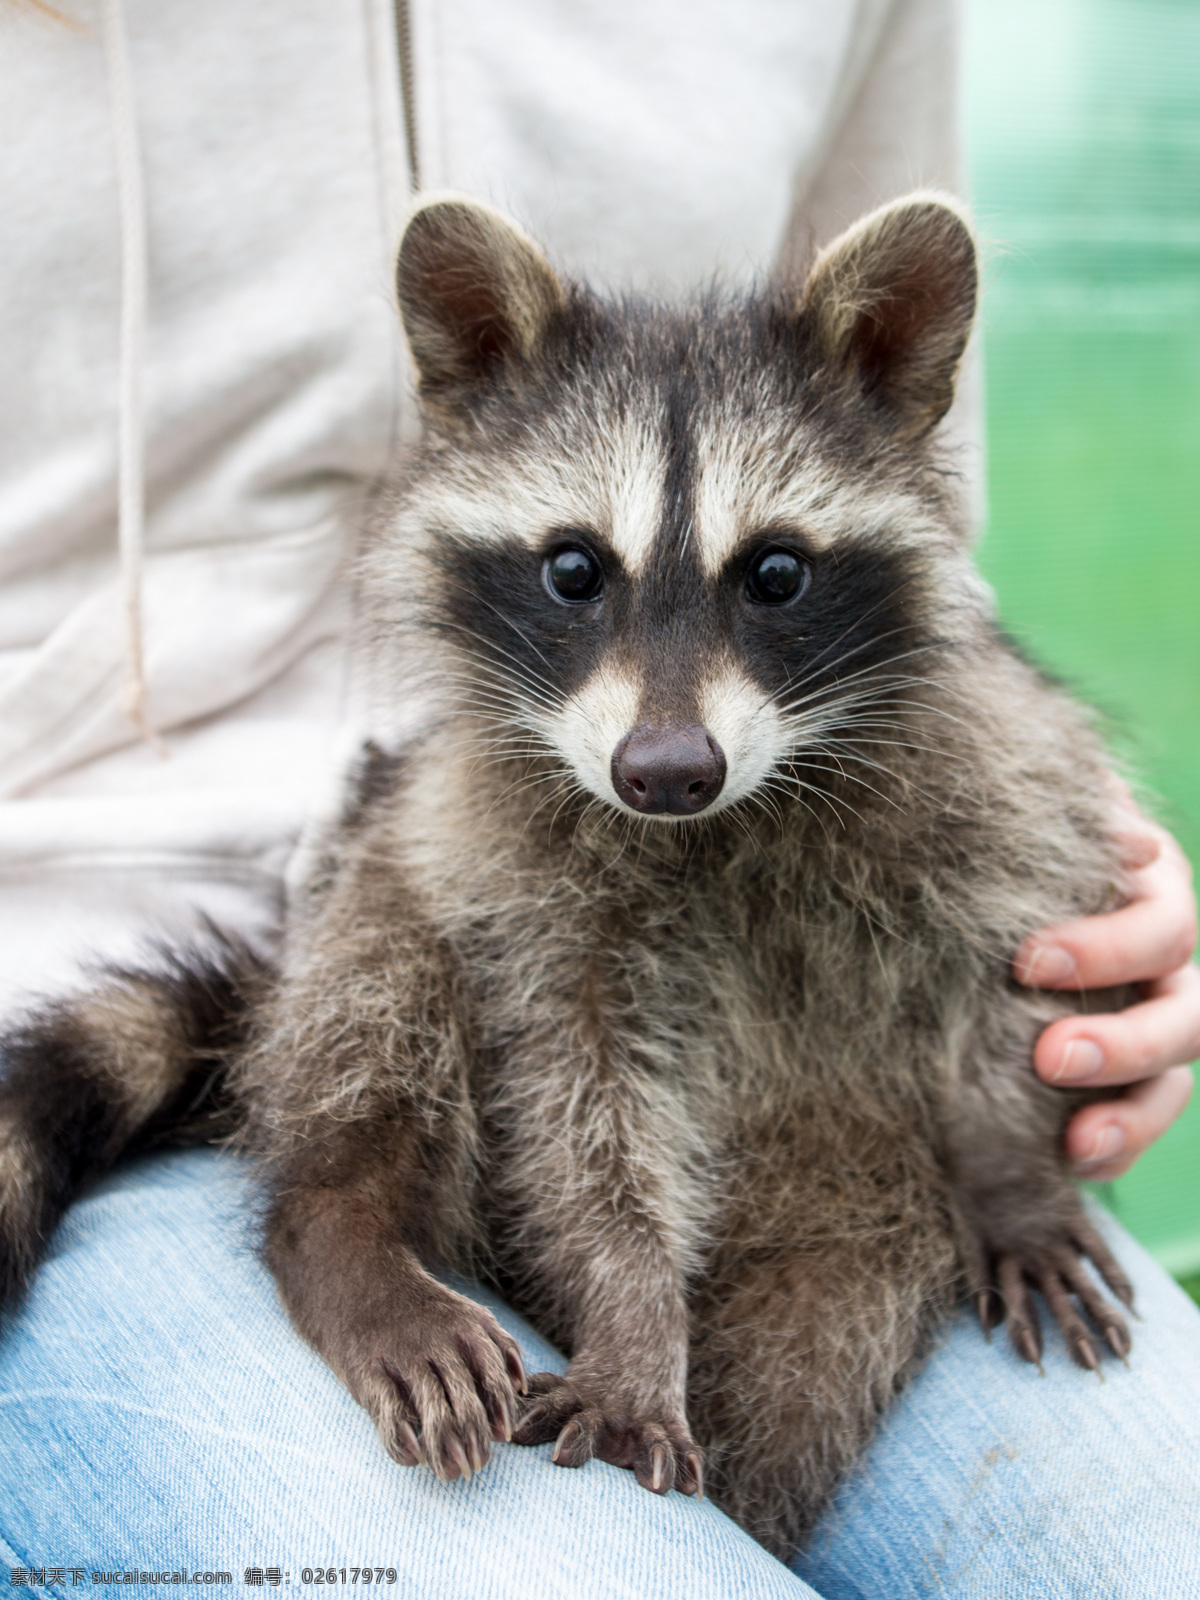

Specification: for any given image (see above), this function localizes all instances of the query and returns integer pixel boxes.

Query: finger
[965,1247,1002,1336]
[1056,1251,1132,1354]
[473,1313,528,1396]
[1070,1217,1135,1311]
[363,1368,424,1467]
[1038,1263,1101,1372]
[524,1369,569,1398]
[413,1359,493,1479]
[401,1365,461,1479]
[455,1329,518,1442]
[380,1411,424,1467]
[510,1400,557,1446]
[664,1423,704,1497]
[999,1255,1043,1371]
[1102,777,1167,871]
[1015,875,1197,990]
[512,1380,581,1445]
[630,1424,677,1495]
[1110,827,1161,872]
[1035,964,1200,1087]
[552,1408,603,1469]
[1066,1066,1195,1181]
[500,1336,529,1395]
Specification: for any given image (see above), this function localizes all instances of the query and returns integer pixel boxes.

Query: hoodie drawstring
[99,0,153,740]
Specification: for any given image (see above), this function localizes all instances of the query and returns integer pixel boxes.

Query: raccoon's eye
[544,545,604,604]
[745,547,810,606]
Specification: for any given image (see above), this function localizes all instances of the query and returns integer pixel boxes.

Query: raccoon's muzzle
[611,723,726,815]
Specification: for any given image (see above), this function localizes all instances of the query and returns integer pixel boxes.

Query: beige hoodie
[0,0,967,1010]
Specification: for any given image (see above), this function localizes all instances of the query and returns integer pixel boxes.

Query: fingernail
[1052,1038,1105,1083]
[1075,1125,1125,1171]
[1120,833,1160,870]
[1021,944,1076,985]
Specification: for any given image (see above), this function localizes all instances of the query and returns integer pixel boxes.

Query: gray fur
[0,193,1138,1559]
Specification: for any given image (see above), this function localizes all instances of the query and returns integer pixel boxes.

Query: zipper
[393,0,421,192]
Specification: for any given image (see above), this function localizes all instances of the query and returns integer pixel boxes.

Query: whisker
[430,622,563,711]
[756,777,839,846]
[773,652,946,716]
[782,689,969,733]
[784,756,903,812]
[464,592,559,674]
[778,770,867,828]
[761,579,924,703]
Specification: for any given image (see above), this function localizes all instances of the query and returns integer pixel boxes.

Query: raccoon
[0,192,1137,1560]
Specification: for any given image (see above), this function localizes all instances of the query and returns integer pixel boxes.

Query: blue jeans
[2,1149,1198,1597]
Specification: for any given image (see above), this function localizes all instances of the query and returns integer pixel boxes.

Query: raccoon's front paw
[512,1372,703,1497]
[975,1216,1134,1373]
[341,1283,528,1481]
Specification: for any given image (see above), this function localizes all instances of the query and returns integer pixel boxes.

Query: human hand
[1014,793,1198,1183]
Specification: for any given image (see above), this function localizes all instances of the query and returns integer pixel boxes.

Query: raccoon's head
[382,192,979,828]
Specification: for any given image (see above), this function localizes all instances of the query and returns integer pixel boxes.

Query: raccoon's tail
[0,936,270,1309]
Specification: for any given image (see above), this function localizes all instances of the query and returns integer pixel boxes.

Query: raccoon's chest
[698,873,956,1104]
[407,783,946,1105]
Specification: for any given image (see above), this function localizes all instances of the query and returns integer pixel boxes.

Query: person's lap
[795,1212,1200,1598]
[1,1150,1197,1599]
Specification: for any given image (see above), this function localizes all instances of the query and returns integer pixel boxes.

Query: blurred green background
[964,0,1200,1284]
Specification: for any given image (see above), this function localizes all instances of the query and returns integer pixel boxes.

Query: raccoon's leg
[0,945,259,1308]
[261,1116,527,1480]
[500,972,706,1497]
[241,881,527,1483]
[944,991,1135,1372]
[685,1110,959,1561]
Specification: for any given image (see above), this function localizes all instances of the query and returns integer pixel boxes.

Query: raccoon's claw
[549,1410,604,1468]
[981,1233,1132,1375]
[514,1372,702,1497]
[504,1342,530,1396]
[390,1419,424,1468]
[972,1287,1001,1341]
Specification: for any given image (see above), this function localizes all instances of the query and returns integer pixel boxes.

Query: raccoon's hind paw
[513,1372,703,1498]
[975,1222,1133,1375]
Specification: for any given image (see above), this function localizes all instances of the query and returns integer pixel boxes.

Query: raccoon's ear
[798,193,977,439]
[396,195,567,407]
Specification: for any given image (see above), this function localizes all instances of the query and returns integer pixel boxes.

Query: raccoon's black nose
[611,724,726,816]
